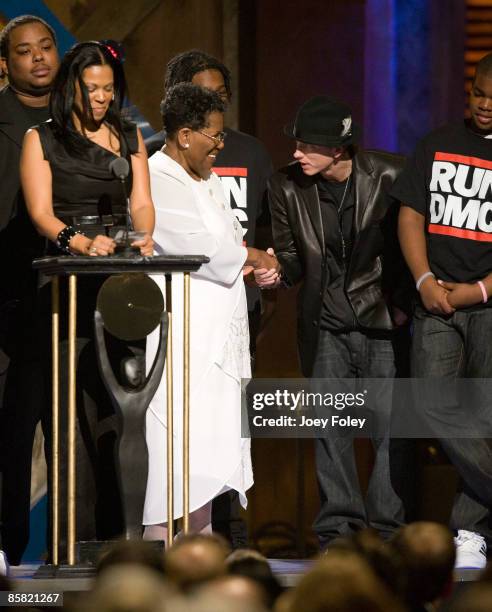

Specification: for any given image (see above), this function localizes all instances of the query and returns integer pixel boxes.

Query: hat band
[292,127,353,144]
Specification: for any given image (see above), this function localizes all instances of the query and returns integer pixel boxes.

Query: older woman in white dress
[143,83,279,539]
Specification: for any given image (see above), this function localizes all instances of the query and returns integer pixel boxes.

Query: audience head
[350,529,407,601]
[287,549,404,612]
[165,533,230,592]
[392,521,455,607]
[173,591,266,612]
[96,539,166,579]
[164,49,231,103]
[82,563,173,612]
[0,15,58,95]
[227,549,283,608]
[199,575,268,610]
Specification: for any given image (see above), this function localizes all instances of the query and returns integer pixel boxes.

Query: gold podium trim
[51,277,60,566]
[182,272,190,534]
[67,274,77,565]
[48,263,197,563]
[165,275,174,547]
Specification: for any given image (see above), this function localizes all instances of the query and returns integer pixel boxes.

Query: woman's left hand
[131,233,154,256]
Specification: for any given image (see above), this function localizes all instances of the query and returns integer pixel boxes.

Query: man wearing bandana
[261,96,412,547]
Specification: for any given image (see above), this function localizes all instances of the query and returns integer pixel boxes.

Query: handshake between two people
[243,247,282,289]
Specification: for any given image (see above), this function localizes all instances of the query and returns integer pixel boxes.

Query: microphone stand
[119,175,133,243]
[97,193,114,238]
[109,158,134,254]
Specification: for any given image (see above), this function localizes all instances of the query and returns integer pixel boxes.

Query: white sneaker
[454,530,487,569]
[0,550,9,577]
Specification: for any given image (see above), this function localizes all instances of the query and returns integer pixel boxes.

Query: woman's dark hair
[161,83,225,137]
[0,14,57,59]
[49,41,127,155]
[164,49,231,99]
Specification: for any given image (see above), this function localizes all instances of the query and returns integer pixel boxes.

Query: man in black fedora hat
[258,96,412,547]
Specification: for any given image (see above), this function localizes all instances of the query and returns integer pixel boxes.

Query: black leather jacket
[269,150,411,376]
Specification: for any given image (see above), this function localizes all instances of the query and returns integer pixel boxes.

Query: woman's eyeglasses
[196,130,226,145]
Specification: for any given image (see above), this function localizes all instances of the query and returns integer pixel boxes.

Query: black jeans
[412,306,492,544]
[312,329,404,547]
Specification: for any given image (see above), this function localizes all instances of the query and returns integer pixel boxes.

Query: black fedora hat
[284,96,361,147]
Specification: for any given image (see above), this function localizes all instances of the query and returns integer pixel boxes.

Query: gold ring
[90,246,97,253]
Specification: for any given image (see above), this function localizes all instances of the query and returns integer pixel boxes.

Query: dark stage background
[0,0,488,559]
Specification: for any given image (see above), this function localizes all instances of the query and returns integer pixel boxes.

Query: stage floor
[9,560,482,591]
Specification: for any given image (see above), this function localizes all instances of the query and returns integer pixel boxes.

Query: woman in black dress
[20,42,154,556]
[21,41,154,255]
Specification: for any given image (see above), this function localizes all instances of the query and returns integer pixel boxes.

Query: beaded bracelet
[56,225,84,254]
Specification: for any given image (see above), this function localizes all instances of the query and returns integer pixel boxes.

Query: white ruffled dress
[143,152,253,524]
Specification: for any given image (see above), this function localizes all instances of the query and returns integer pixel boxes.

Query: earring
[112,93,115,101]
[184,143,189,149]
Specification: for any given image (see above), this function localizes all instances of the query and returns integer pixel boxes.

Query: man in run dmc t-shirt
[392,53,492,570]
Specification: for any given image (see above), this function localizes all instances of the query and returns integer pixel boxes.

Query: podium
[32,254,208,576]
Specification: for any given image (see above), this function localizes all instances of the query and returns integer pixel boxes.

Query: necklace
[337,175,351,216]
[336,175,351,262]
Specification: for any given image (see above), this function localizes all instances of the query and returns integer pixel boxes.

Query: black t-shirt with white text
[391,121,492,287]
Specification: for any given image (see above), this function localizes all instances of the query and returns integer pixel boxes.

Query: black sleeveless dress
[36,119,137,240]
[35,120,140,558]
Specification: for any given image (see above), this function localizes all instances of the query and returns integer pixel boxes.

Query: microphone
[109,157,133,238]
[109,156,129,181]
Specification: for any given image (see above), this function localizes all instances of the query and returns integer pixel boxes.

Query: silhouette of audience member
[165,533,230,592]
[96,539,166,579]
[173,591,266,612]
[81,564,174,612]
[226,549,283,608]
[323,531,407,600]
[199,575,268,610]
[392,521,455,611]
[286,549,404,612]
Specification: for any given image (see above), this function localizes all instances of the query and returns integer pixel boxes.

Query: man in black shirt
[394,53,492,569]
[264,96,411,547]
[0,15,59,568]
